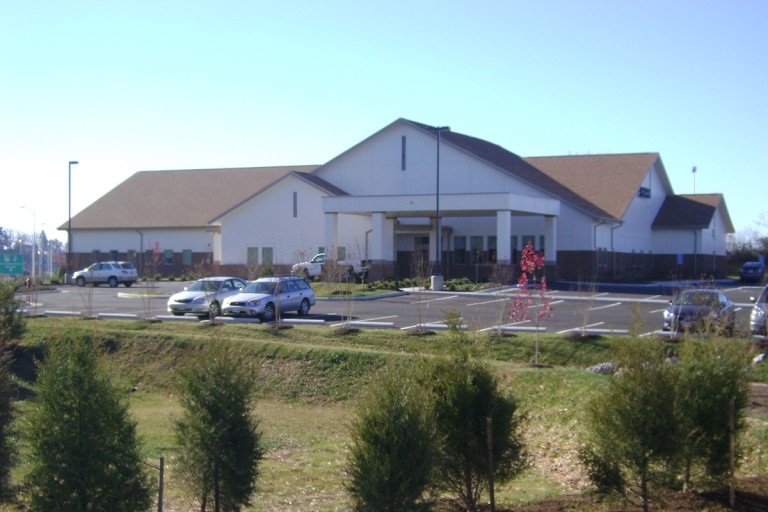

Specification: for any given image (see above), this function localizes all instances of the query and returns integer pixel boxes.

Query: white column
[370,212,394,261]
[545,215,557,263]
[496,210,512,264]
[325,213,339,260]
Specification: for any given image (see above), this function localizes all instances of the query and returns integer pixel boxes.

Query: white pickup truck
[291,253,369,280]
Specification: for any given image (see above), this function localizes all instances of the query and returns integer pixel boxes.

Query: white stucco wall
[218,176,372,265]
[317,122,554,201]
[611,163,670,253]
[75,228,214,255]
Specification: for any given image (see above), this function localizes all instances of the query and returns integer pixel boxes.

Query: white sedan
[167,277,247,318]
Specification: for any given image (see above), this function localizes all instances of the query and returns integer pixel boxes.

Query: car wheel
[171,312,185,317]
[108,276,118,288]
[124,281,133,288]
[297,298,310,316]
[261,303,276,322]
[75,276,86,287]
[208,301,221,318]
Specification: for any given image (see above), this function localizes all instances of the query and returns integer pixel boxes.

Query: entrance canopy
[322,192,561,265]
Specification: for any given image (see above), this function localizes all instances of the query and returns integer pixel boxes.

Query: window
[318,246,325,256]
[539,236,546,255]
[91,250,100,263]
[470,236,483,264]
[522,235,535,251]
[488,236,497,263]
[401,135,407,170]
[414,236,429,251]
[598,248,608,267]
[163,249,173,265]
[511,236,518,263]
[454,236,467,265]
[262,247,273,265]
[182,250,192,266]
[247,247,259,265]
[109,250,118,261]
[337,246,346,260]
[293,191,298,218]
[127,250,136,263]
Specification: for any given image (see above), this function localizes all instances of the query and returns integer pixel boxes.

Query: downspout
[136,230,144,276]
[594,221,608,278]
[692,229,698,278]
[365,229,372,260]
[610,221,624,280]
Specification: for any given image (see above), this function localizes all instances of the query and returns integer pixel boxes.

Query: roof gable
[524,153,663,220]
[403,120,616,220]
[652,194,734,232]
[62,165,319,230]
[210,172,348,223]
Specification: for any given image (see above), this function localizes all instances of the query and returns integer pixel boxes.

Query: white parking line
[588,302,621,311]
[650,307,667,314]
[359,315,398,322]
[409,295,458,305]
[557,322,604,334]
[467,298,508,306]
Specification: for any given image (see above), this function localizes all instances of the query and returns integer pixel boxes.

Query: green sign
[0,253,24,276]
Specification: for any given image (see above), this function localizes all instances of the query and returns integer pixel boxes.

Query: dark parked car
[750,285,768,336]
[740,261,765,283]
[662,289,736,335]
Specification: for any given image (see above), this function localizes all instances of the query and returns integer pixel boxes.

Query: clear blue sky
[2,0,766,243]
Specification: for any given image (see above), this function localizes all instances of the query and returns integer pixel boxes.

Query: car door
[277,280,299,312]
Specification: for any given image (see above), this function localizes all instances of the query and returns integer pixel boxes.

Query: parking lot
[16,281,766,337]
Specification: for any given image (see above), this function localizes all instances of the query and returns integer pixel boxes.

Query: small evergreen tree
[580,338,680,512]
[346,363,438,512]
[0,347,15,501]
[0,281,22,501]
[175,342,264,511]
[426,357,527,512]
[676,338,752,490]
[25,332,151,512]
[0,281,25,343]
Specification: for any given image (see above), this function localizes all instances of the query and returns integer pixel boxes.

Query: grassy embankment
[5,317,768,511]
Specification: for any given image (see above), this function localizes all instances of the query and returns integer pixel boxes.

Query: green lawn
[3,317,766,511]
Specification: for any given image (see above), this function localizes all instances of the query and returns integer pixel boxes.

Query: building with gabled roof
[60,119,733,281]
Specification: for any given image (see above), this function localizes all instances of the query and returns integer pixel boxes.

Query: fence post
[487,416,495,512]
[158,456,164,512]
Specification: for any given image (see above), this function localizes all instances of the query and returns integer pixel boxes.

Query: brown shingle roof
[404,120,615,220]
[61,166,319,230]
[652,194,733,232]
[523,153,661,220]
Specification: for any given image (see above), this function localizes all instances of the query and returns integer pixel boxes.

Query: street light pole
[68,160,79,281]
[21,206,36,284]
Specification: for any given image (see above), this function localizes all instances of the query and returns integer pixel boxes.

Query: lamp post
[21,206,36,284]
[430,125,449,290]
[68,160,79,281]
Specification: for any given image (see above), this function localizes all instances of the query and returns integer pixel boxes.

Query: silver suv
[72,261,138,288]
[222,276,316,321]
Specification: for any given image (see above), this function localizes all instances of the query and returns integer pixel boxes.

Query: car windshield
[676,291,718,307]
[243,281,277,294]
[187,280,222,292]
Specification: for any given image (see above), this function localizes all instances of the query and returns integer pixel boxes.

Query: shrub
[347,363,437,511]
